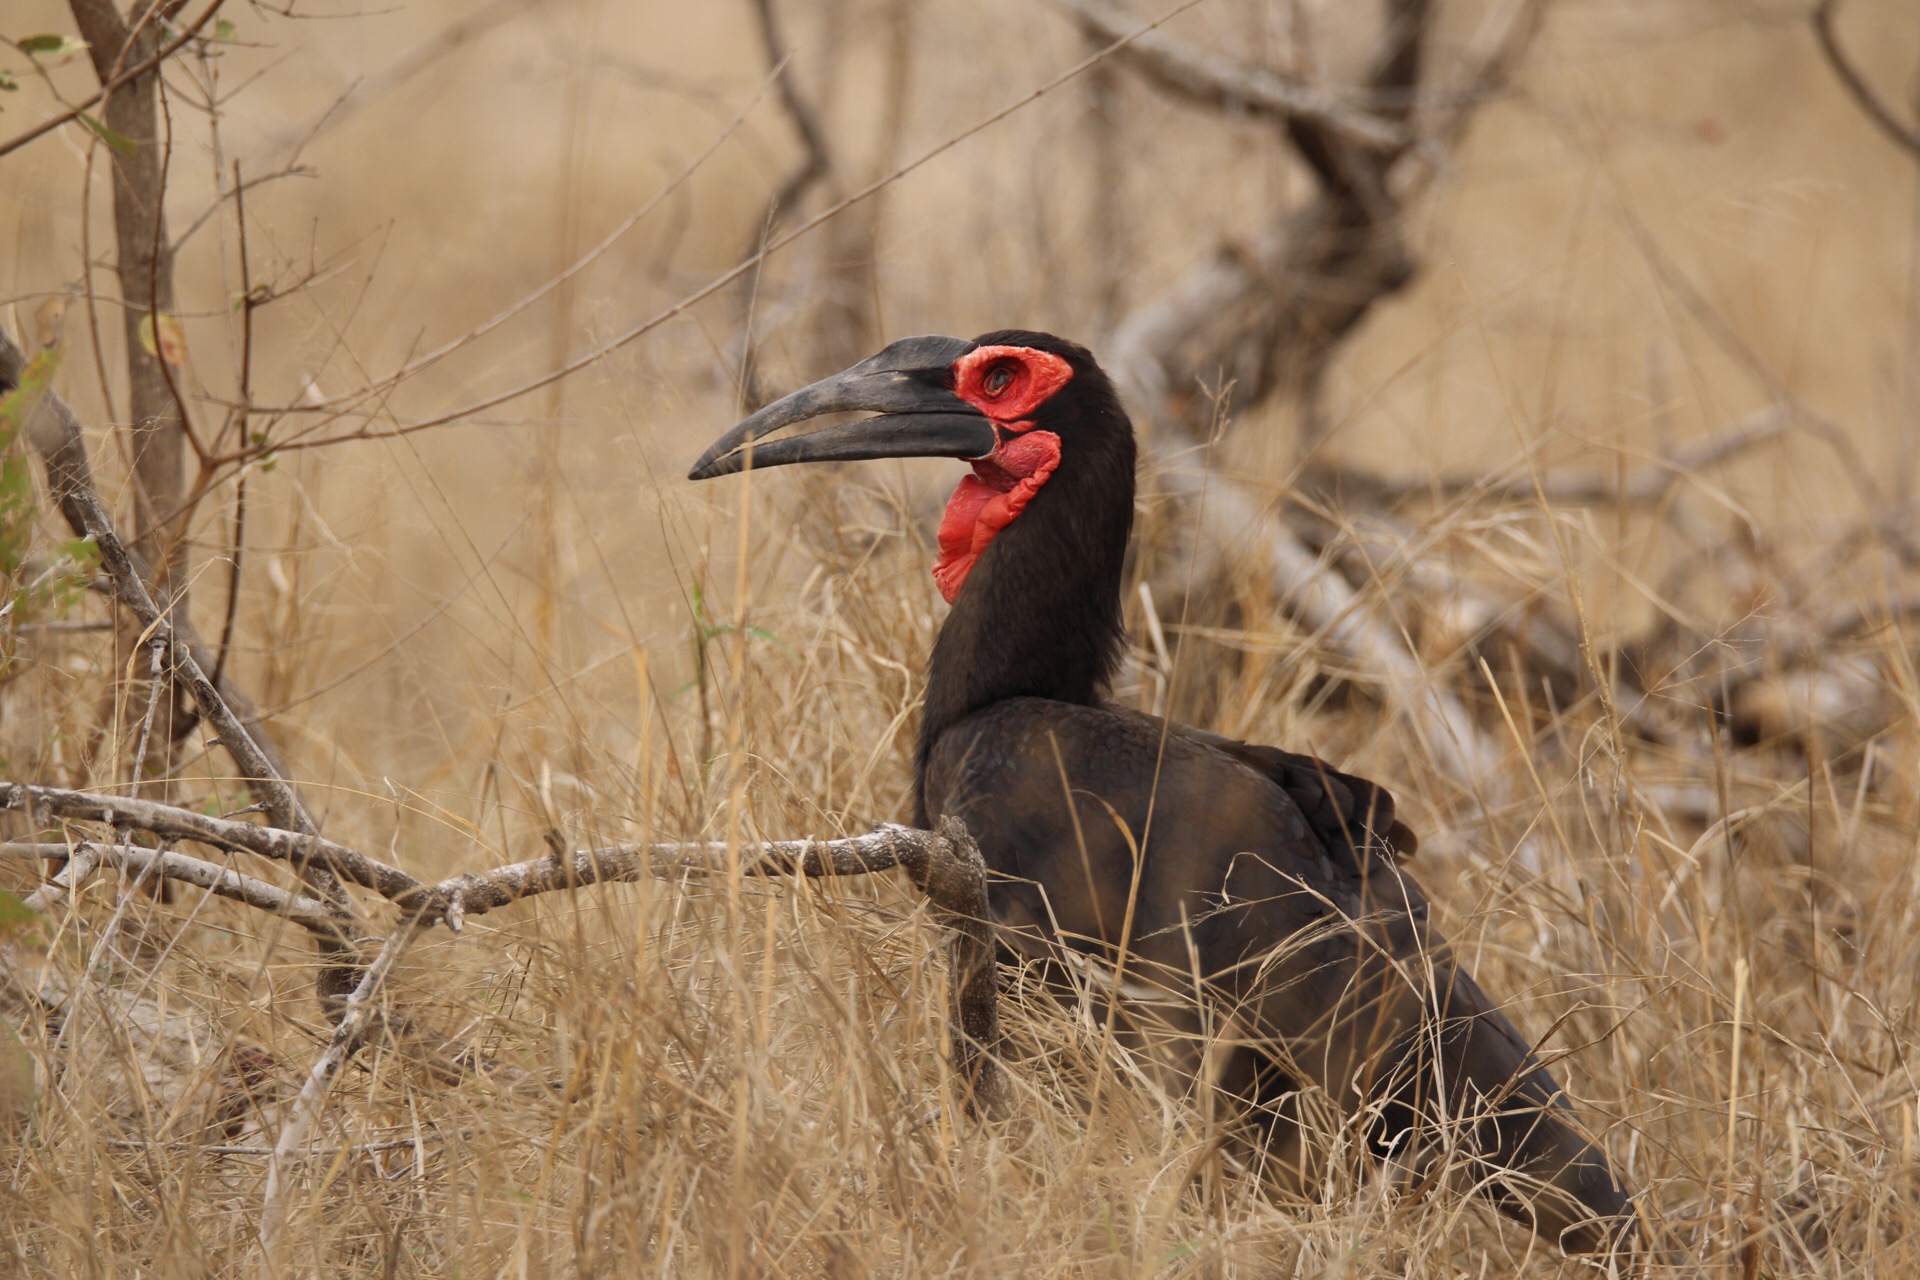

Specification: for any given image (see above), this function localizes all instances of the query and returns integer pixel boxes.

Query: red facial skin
[931,347,1073,603]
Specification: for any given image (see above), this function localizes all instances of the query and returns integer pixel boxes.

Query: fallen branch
[1155,458,1508,791]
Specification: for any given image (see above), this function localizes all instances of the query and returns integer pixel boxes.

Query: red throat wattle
[932,431,1061,602]
[930,346,1074,603]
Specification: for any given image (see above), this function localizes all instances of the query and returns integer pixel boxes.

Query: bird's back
[922,697,1633,1252]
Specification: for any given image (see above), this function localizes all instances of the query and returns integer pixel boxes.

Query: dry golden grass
[5,0,1920,1275]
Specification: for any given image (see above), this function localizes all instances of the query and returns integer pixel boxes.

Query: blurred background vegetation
[4,1,1920,1274]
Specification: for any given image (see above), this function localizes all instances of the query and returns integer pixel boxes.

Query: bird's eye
[984,365,1015,395]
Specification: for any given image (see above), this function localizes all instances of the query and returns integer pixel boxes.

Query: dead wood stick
[0,785,419,907]
[17,841,104,912]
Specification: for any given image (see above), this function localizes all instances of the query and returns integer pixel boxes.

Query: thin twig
[257,913,425,1266]
[1813,0,1920,159]
[0,0,229,161]
[213,0,1214,450]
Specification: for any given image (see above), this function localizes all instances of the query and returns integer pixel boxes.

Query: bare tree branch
[1813,0,1920,159]
[0,842,359,945]
[1329,403,1794,506]
[1055,0,1408,151]
[736,0,835,410]
[0,785,421,906]
[17,841,105,912]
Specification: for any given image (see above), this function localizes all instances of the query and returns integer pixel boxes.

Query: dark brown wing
[1175,724,1418,868]
[922,697,1630,1254]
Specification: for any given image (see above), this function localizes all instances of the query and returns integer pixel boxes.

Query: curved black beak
[688,334,995,481]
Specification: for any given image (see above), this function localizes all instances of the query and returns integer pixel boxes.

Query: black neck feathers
[912,368,1135,822]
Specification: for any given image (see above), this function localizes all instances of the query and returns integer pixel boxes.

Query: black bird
[689,331,1635,1254]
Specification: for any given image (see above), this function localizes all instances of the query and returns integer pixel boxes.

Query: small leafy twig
[0,1,229,161]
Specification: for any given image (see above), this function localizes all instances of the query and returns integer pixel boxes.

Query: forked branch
[3,778,1005,1270]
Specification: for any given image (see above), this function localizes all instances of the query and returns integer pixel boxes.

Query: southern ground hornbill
[689,331,1636,1254]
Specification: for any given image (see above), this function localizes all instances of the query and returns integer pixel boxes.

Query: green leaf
[0,890,40,930]
[0,70,18,92]
[17,34,84,56]
[56,537,99,571]
[213,19,236,42]
[1154,1242,1197,1270]
[0,346,61,443]
[77,111,134,156]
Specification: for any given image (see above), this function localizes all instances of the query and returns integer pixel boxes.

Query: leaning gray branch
[1054,0,1407,151]
[1155,460,1507,792]
[0,328,317,844]
[2,319,364,1007]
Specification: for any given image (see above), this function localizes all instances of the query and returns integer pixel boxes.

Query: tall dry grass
[5,0,1920,1274]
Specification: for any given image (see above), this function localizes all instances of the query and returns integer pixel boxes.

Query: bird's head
[688,330,1130,601]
